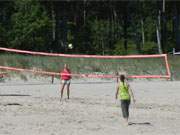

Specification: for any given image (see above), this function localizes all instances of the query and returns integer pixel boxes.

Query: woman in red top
[60,64,71,101]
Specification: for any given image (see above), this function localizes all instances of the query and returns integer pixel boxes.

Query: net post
[164,54,171,80]
[115,71,119,83]
[51,75,54,84]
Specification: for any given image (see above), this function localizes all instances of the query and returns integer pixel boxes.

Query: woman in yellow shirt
[115,74,135,125]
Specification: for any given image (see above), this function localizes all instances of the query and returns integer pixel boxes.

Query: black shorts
[121,100,130,118]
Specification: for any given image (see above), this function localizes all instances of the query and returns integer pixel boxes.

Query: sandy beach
[0,77,180,135]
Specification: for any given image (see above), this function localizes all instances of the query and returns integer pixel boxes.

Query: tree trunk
[161,0,166,53]
[156,24,162,54]
[83,0,86,26]
[141,19,145,47]
[157,10,163,54]
[173,1,180,51]
[51,1,56,41]
[123,2,128,53]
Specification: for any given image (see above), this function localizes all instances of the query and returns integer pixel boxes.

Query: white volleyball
[68,43,73,49]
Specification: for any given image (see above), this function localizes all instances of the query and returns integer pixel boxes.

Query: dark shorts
[120,100,130,118]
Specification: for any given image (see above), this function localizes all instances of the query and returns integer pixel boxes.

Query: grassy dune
[168,55,180,80]
[0,54,180,80]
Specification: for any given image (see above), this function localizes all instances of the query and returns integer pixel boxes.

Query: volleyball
[68,43,73,49]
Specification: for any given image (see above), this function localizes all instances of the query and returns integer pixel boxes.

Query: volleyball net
[0,47,171,80]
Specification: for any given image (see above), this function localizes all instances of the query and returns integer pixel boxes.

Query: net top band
[0,47,167,59]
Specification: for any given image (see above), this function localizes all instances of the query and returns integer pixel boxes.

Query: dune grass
[0,53,179,80]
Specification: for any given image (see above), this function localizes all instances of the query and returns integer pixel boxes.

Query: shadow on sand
[0,94,31,97]
[128,122,152,126]
[4,103,23,106]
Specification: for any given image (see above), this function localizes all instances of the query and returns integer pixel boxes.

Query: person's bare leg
[67,83,70,99]
[125,118,129,126]
[60,83,65,101]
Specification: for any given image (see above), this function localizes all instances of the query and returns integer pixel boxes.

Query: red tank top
[60,69,71,80]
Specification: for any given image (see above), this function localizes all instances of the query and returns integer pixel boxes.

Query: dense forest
[0,0,180,55]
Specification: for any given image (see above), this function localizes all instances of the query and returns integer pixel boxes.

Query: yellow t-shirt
[118,82,130,100]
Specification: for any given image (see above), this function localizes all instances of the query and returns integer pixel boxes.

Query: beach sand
[0,77,180,135]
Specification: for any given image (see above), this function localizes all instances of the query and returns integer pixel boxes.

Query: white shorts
[62,80,71,85]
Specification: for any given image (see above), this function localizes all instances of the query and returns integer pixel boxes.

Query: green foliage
[144,17,156,41]
[88,18,122,55]
[0,23,7,44]
[114,40,127,55]
[89,19,109,54]
[0,1,179,54]
[114,39,139,55]
[141,41,158,54]
[9,0,52,51]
